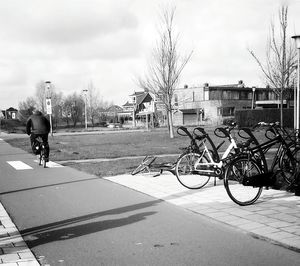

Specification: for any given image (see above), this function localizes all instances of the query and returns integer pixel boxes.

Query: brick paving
[104,173,300,252]
[0,204,39,265]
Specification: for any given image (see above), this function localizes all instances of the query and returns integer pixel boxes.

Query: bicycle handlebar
[193,127,207,138]
[176,126,194,140]
[214,122,236,139]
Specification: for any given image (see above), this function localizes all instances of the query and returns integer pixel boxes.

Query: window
[217,107,235,117]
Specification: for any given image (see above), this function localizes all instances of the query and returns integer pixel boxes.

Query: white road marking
[33,160,64,168]
[0,138,3,141]
[7,161,33,170]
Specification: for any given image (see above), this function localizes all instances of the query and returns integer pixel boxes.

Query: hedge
[235,108,294,128]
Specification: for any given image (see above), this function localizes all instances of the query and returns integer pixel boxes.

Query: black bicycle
[224,122,300,206]
[35,137,47,168]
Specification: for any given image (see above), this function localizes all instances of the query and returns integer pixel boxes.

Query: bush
[0,119,26,133]
[235,109,294,128]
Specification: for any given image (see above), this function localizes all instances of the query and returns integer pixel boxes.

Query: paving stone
[18,251,35,260]
[238,222,265,230]
[250,225,280,235]
[269,221,294,228]
[266,231,296,241]
[0,253,20,263]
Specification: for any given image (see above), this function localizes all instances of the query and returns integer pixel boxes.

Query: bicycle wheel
[131,156,156,175]
[175,152,210,189]
[224,157,263,206]
[279,145,300,185]
[40,148,46,168]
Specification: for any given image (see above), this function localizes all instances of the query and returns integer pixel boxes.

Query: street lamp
[83,89,88,130]
[251,87,256,109]
[45,81,53,136]
[292,35,300,131]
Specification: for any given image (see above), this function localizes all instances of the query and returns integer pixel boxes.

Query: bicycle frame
[249,132,295,173]
[191,130,239,177]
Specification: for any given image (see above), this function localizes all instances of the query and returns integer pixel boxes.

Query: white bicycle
[175,123,250,189]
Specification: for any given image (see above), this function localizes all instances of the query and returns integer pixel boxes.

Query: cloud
[0,0,138,44]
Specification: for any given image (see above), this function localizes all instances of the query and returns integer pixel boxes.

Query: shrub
[235,109,294,128]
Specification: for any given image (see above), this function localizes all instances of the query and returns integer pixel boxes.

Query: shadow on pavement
[21,200,161,248]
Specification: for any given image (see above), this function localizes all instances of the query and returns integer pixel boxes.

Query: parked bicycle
[131,126,207,178]
[224,122,300,206]
[175,122,250,189]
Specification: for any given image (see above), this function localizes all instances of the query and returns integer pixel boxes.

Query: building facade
[173,81,280,125]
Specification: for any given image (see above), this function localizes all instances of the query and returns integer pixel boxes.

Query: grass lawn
[4,127,288,189]
[5,128,193,177]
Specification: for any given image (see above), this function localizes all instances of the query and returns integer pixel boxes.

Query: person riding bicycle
[26,110,50,162]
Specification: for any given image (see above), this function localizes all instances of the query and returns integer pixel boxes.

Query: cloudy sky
[0,0,300,110]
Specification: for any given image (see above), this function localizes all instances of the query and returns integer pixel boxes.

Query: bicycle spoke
[175,152,210,189]
[224,157,263,206]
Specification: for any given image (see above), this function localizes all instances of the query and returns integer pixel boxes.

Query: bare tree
[86,82,102,127]
[18,97,37,122]
[63,93,84,127]
[248,5,297,126]
[35,81,47,113]
[139,6,192,138]
[51,91,64,129]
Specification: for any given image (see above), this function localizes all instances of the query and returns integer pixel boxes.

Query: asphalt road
[0,138,299,265]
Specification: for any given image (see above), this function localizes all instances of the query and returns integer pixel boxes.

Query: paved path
[105,173,300,252]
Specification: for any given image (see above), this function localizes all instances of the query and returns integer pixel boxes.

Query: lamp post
[292,35,300,196]
[45,81,53,136]
[83,89,88,130]
[292,35,300,131]
[251,87,256,109]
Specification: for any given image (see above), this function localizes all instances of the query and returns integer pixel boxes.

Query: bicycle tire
[224,157,263,206]
[279,145,300,185]
[131,156,156,175]
[39,150,43,166]
[175,152,210,189]
[39,147,46,168]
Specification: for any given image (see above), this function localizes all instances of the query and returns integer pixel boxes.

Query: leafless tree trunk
[35,81,47,113]
[248,5,297,127]
[86,82,101,127]
[139,6,192,138]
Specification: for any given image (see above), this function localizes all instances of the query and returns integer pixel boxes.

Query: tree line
[18,81,114,128]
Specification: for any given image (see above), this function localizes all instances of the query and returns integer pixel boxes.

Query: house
[173,81,279,125]
[123,91,156,127]
[1,107,18,120]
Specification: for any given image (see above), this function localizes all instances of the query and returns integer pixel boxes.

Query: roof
[129,91,145,97]
[122,101,134,107]
[207,86,273,92]
[6,107,18,111]
[106,105,123,112]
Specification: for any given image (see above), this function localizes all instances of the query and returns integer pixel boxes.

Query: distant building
[122,91,156,127]
[1,107,18,120]
[173,81,281,125]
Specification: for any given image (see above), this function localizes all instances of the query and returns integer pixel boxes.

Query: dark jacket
[26,111,50,135]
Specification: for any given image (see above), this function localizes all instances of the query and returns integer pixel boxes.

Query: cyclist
[26,110,50,162]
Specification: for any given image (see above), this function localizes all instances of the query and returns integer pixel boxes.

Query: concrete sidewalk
[105,173,300,253]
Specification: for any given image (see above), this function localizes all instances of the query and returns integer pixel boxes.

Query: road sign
[46,98,52,114]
